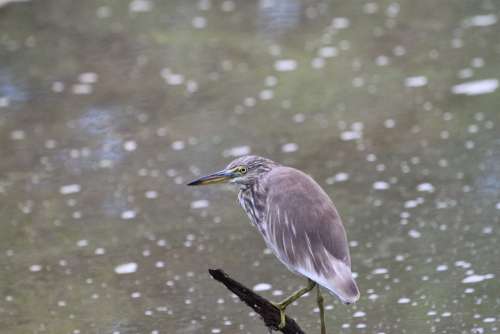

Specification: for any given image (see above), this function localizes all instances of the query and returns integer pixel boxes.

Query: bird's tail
[325,260,360,304]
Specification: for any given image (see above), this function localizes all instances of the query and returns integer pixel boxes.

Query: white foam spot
[319,46,337,58]
[171,140,185,151]
[281,143,298,153]
[340,131,362,141]
[451,79,498,96]
[259,89,273,100]
[405,76,428,87]
[404,199,419,208]
[221,0,235,12]
[408,229,421,238]
[166,74,184,85]
[191,199,209,209]
[95,248,106,255]
[0,96,9,107]
[417,183,435,193]
[332,17,350,29]
[483,317,496,323]
[326,172,350,184]
[145,190,158,199]
[77,239,88,247]
[124,140,137,151]
[192,16,207,29]
[121,210,136,220]
[223,145,251,157]
[274,59,297,72]
[463,14,497,27]
[462,274,495,284]
[353,311,366,317]
[115,262,138,274]
[372,268,388,275]
[253,283,272,292]
[293,113,305,123]
[30,264,42,272]
[376,55,389,66]
[482,226,493,234]
[10,130,25,140]
[373,181,390,190]
[454,260,471,269]
[398,297,411,304]
[129,0,152,12]
[60,184,81,195]
[384,119,396,128]
[72,83,92,95]
[363,2,378,14]
[335,172,349,182]
[78,72,98,84]
[436,264,448,272]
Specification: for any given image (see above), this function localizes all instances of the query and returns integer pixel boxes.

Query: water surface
[1,1,499,333]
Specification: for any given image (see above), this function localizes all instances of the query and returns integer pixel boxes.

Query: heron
[188,155,359,332]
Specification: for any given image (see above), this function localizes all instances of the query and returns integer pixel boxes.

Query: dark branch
[208,269,306,334]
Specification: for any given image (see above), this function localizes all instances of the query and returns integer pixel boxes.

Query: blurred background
[1,0,499,333]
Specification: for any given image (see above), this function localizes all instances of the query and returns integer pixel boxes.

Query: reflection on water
[258,0,301,36]
[1,1,499,333]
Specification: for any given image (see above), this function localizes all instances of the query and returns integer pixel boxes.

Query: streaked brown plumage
[188,155,359,329]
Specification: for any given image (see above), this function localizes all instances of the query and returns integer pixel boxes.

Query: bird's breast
[238,185,267,235]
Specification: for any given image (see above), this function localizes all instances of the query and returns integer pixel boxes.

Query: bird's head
[187,155,277,188]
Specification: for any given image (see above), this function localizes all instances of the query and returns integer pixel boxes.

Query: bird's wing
[264,167,360,303]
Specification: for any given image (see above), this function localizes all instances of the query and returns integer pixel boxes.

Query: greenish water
[1,1,499,333]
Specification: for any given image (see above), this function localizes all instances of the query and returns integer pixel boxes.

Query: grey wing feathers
[263,167,360,304]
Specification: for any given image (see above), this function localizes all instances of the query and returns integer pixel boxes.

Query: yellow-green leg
[317,285,326,334]
[273,279,316,329]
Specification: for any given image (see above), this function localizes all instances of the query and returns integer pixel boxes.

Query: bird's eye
[239,166,248,174]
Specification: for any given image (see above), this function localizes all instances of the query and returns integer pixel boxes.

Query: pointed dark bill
[187,170,234,186]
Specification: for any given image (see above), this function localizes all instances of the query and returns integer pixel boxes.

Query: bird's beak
[187,169,234,186]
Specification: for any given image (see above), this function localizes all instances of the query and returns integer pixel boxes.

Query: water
[1,1,499,333]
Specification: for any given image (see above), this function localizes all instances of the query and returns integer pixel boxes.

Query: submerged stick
[208,269,306,334]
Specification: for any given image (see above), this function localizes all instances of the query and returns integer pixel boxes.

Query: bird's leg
[273,279,316,329]
[316,285,326,334]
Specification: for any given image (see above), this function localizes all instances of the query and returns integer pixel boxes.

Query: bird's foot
[271,301,287,329]
[271,280,317,329]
